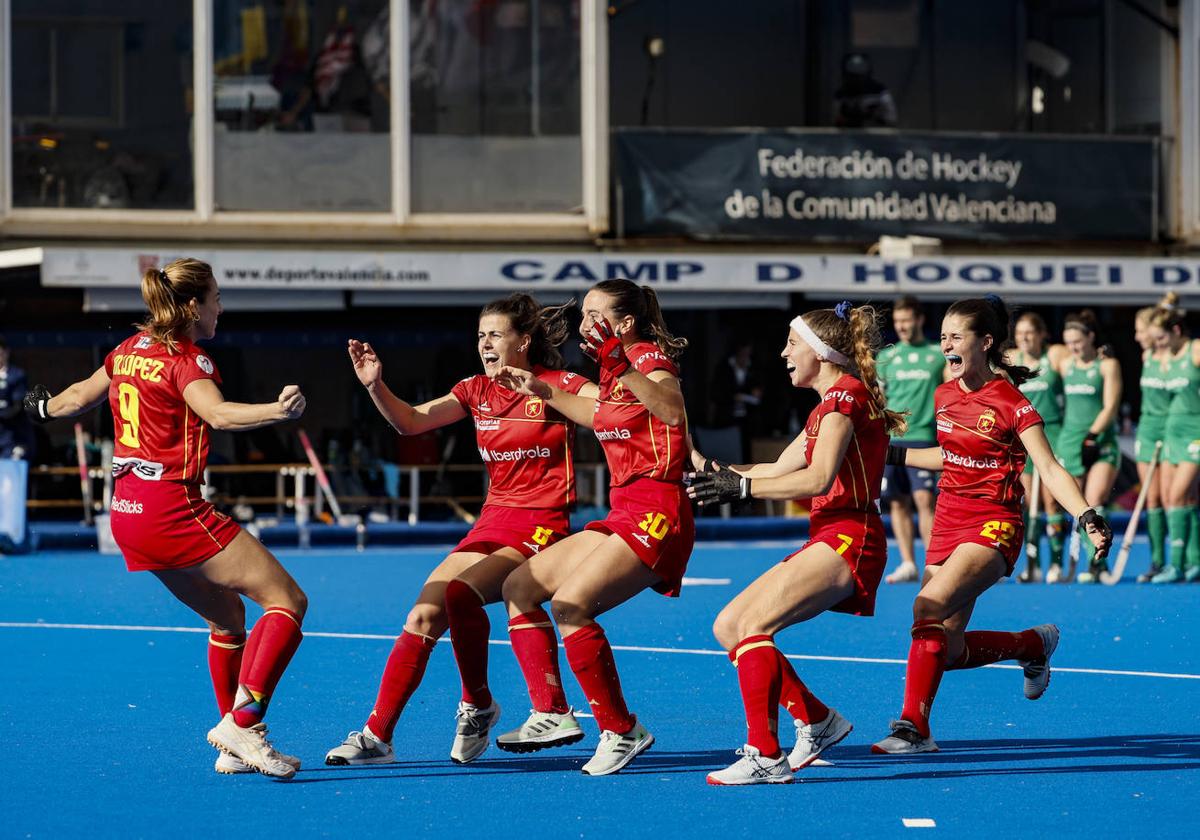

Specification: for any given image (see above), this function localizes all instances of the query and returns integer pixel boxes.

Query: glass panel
[213,0,392,212]
[9,1,194,210]
[411,0,582,213]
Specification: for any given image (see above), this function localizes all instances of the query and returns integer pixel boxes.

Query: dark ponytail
[593,279,688,359]
[946,294,1034,386]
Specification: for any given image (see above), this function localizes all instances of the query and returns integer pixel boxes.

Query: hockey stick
[1021,468,1041,582]
[1063,518,1081,583]
[73,422,94,525]
[297,429,344,522]
[1101,440,1161,585]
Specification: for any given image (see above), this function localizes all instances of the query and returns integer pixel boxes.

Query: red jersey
[104,332,220,483]
[451,366,590,509]
[803,374,888,517]
[592,341,688,487]
[934,377,1043,505]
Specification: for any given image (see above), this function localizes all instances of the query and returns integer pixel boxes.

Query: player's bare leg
[709,544,855,783]
[326,549,484,766]
[496,532,608,754]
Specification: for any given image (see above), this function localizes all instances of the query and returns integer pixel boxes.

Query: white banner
[35,246,1200,301]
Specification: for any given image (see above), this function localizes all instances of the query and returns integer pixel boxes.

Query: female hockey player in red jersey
[25,259,308,778]
[493,278,694,776]
[871,295,1111,755]
[324,293,591,767]
[686,301,906,785]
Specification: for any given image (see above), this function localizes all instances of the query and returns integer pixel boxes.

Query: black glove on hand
[1080,433,1100,469]
[685,469,750,507]
[23,384,52,423]
[1078,506,1113,559]
[703,457,730,473]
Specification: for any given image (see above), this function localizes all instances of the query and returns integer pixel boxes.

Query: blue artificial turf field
[2,541,1197,838]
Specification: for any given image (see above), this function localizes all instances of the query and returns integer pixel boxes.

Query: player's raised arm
[495,364,597,428]
[348,339,467,434]
[182,379,305,431]
[25,366,112,422]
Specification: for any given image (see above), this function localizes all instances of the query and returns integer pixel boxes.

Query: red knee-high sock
[232,607,303,727]
[946,629,1044,670]
[208,632,246,717]
[563,623,635,734]
[364,630,437,742]
[776,650,829,725]
[899,619,948,738]
[445,579,493,708]
[508,609,569,714]
[730,636,783,756]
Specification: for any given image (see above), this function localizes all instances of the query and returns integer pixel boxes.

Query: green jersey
[1139,350,1174,421]
[1016,351,1063,425]
[1062,358,1106,430]
[878,340,944,442]
[1166,340,1200,417]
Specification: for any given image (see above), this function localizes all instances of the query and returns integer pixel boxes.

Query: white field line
[0,621,1196,682]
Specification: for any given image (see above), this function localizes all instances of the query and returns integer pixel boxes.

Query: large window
[213,0,392,212]
[9,1,194,209]
[410,0,582,213]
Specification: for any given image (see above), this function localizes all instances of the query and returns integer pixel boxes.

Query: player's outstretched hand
[685,469,749,507]
[495,365,552,399]
[278,385,306,420]
[1079,506,1113,560]
[582,317,631,377]
[347,339,382,388]
[24,384,52,423]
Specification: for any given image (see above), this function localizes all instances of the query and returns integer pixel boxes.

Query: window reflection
[10,1,194,210]
[410,0,582,213]
[213,0,391,212]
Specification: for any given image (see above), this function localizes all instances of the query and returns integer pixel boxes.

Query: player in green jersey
[1010,312,1068,580]
[1147,295,1200,583]
[1133,304,1171,581]
[877,297,947,584]
[1057,310,1122,583]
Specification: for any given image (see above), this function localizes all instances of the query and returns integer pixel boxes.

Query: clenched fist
[278,385,306,420]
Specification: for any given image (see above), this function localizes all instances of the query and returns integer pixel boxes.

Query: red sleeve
[629,344,678,378]
[172,348,221,394]
[104,346,118,377]
[1012,393,1043,435]
[450,376,478,408]
[548,369,591,395]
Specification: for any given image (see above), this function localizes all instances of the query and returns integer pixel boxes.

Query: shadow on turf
[277,735,1200,783]
[284,749,737,783]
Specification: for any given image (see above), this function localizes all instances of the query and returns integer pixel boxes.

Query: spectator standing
[878,297,946,583]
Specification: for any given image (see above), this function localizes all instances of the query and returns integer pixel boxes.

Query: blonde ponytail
[135,258,214,353]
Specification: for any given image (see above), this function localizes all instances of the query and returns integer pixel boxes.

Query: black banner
[614,130,1158,242]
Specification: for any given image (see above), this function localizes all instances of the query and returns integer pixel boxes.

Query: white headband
[790,315,850,367]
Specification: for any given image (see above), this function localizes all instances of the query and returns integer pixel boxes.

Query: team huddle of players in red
[23,259,1113,784]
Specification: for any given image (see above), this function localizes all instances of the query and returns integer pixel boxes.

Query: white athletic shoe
[580,722,654,776]
[450,700,501,764]
[706,745,793,786]
[885,562,919,584]
[789,708,854,771]
[206,713,297,779]
[870,720,939,755]
[495,708,586,753]
[1076,569,1099,584]
[324,727,394,766]
[1045,564,1063,584]
[215,747,301,774]
[1019,623,1060,700]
